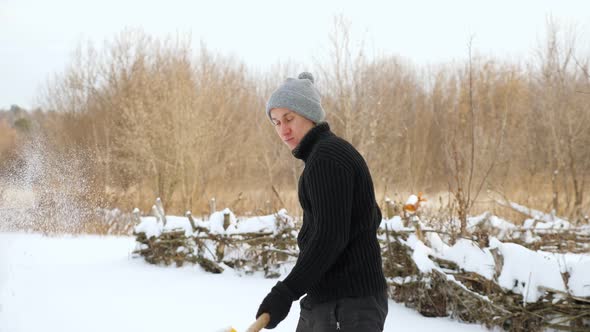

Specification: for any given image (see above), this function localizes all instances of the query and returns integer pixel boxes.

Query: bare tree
[28,18,588,222]
[531,20,590,222]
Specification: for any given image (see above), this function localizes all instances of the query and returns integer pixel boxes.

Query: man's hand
[255,281,297,329]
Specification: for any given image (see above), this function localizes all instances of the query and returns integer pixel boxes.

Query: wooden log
[223,212,230,230]
[428,255,459,271]
[185,211,197,232]
[490,248,503,282]
[197,256,223,273]
[210,197,216,214]
[537,286,590,304]
[155,197,167,226]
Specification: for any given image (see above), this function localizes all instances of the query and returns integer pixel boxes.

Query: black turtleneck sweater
[283,122,387,303]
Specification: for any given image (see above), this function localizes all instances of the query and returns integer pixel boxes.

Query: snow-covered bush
[132,198,590,330]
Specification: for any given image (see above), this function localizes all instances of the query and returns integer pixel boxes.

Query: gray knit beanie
[266,72,325,124]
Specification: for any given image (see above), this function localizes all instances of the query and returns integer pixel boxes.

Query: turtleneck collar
[292,122,332,162]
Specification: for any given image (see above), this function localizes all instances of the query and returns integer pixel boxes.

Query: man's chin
[286,142,297,150]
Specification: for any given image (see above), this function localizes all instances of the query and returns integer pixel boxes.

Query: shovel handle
[246,313,270,332]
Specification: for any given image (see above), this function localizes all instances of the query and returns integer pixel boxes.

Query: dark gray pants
[295,291,388,332]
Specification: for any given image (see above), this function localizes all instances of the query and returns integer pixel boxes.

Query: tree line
[1,19,588,222]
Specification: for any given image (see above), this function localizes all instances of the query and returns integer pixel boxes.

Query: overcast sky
[1,0,589,109]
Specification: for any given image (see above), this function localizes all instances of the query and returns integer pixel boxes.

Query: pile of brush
[132,197,589,331]
[132,198,297,277]
[382,228,590,331]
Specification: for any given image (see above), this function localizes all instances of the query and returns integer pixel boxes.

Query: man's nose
[280,123,290,135]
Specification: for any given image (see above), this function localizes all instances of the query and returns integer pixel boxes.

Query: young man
[256,72,388,331]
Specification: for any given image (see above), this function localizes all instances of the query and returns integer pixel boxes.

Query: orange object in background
[403,192,427,213]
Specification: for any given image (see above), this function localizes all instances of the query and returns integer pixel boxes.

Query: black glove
[256,281,297,329]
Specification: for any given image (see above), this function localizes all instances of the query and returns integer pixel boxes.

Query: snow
[506,201,571,229]
[426,231,449,254]
[133,217,162,238]
[439,239,495,280]
[0,232,488,332]
[522,217,571,230]
[468,213,516,231]
[224,212,283,235]
[396,231,590,303]
[133,207,590,306]
[405,235,590,303]
[404,235,437,274]
[567,253,590,297]
[405,194,419,206]
[411,240,438,273]
[5,202,586,331]
[489,238,572,302]
[209,208,238,234]
[164,216,195,236]
[380,215,407,232]
[134,209,294,239]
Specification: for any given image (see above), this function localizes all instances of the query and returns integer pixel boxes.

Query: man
[256,72,388,331]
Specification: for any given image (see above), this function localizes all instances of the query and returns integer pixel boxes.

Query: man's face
[270,108,315,151]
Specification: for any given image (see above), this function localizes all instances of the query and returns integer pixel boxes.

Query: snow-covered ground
[0,233,489,332]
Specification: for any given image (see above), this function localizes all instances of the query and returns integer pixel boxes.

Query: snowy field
[0,233,490,332]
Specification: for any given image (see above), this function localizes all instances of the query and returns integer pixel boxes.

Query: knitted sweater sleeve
[282,158,353,299]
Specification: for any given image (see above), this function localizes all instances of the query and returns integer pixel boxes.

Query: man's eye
[286,117,293,122]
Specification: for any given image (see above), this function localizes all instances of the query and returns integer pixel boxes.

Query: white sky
[1,0,589,109]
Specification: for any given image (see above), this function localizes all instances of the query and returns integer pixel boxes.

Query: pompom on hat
[266,72,325,124]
